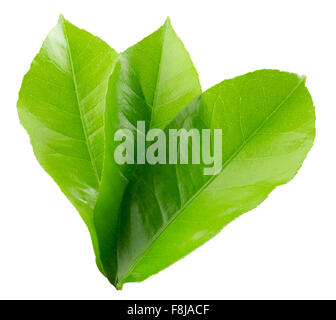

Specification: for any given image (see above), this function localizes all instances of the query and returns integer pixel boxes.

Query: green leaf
[116,70,316,287]
[93,18,201,285]
[17,16,118,272]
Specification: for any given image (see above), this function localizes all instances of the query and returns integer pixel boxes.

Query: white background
[0,0,335,299]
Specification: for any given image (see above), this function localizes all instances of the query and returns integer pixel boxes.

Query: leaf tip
[164,16,171,26]
[299,74,307,83]
[58,14,66,23]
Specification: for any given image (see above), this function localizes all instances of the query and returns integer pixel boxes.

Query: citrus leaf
[93,18,201,285]
[116,70,316,287]
[17,16,118,272]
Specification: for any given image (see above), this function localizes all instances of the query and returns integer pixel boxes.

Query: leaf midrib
[134,21,169,153]
[62,20,100,186]
[149,21,169,129]
[118,76,306,284]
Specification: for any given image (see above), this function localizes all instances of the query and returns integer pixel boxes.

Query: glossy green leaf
[17,16,118,273]
[116,70,315,287]
[93,18,201,285]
